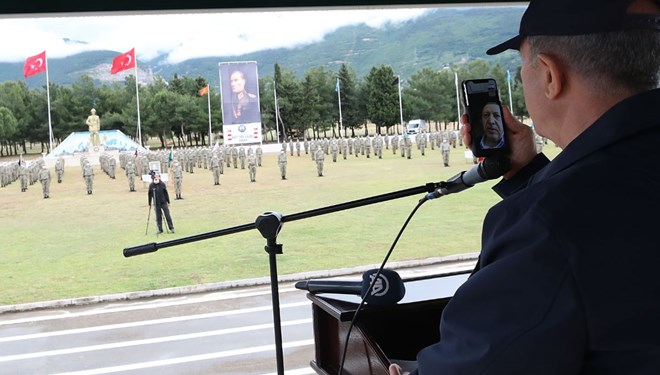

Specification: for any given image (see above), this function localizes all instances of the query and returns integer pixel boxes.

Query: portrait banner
[219,61,262,145]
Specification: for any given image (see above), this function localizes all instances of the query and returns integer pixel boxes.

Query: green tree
[0,107,18,156]
[274,64,303,141]
[365,65,399,135]
[0,81,32,154]
[337,64,363,137]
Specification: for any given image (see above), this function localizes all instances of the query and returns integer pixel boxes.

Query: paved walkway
[0,253,478,314]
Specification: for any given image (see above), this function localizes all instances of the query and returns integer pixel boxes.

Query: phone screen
[462,79,508,157]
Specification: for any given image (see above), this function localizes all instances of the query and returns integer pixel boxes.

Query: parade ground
[0,140,560,306]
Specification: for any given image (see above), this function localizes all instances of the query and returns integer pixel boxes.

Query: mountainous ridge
[5,6,525,88]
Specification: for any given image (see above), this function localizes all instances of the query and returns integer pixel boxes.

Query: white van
[406,119,426,134]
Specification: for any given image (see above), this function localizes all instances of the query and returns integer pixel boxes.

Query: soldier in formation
[417,132,427,156]
[278,150,287,180]
[125,158,137,192]
[172,160,184,199]
[256,145,263,167]
[248,154,257,182]
[83,161,94,195]
[441,138,451,167]
[231,145,238,169]
[211,155,221,185]
[391,134,399,155]
[315,147,325,177]
[373,134,384,159]
[19,163,28,192]
[330,138,339,162]
[39,164,51,199]
[55,157,65,183]
[238,146,246,169]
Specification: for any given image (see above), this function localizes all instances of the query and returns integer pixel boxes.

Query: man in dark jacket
[148,173,175,234]
[391,0,660,374]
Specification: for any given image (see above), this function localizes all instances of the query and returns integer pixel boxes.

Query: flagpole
[45,54,53,153]
[506,70,514,116]
[397,75,403,135]
[134,60,142,146]
[336,78,343,137]
[206,85,212,145]
[454,71,461,130]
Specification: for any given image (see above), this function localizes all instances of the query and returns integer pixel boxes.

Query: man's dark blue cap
[487,0,660,55]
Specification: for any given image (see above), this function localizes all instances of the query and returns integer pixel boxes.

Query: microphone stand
[123,181,438,375]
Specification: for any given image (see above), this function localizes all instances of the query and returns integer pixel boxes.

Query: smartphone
[461,78,508,158]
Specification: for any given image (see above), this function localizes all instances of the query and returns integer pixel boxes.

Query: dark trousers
[155,203,174,231]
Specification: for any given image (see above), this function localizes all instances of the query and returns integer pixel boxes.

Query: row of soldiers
[2,130,460,196]
[1,157,58,191]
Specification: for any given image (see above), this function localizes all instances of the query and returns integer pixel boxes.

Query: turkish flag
[24,51,47,78]
[111,48,136,74]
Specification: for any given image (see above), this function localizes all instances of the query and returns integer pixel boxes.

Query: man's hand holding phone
[461,105,537,179]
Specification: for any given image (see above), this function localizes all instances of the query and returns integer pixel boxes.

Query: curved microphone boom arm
[123,182,438,258]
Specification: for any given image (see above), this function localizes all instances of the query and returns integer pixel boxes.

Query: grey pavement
[0,253,478,314]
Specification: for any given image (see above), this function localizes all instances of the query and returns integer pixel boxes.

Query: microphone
[421,155,511,202]
[294,268,405,305]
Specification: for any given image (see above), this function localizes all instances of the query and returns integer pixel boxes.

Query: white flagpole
[454,71,461,129]
[336,78,343,137]
[274,82,280,143]
[45,53,53,153]
[206,85,212,145]
[507,70,514,116]
[397,75,403,135]
[134,56,142,146]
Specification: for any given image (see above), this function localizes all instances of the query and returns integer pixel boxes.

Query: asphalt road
[0,256,476,375]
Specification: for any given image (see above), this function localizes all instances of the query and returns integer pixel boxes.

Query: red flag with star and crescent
[24,51,47,78]
[111,48,136,74]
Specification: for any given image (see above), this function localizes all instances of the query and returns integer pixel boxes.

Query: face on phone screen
[463,79,507,156]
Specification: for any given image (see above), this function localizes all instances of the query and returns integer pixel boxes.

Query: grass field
[0,142,560,306]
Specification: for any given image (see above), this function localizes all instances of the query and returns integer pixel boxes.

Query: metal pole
[507,70,514,116]
[397,75,404,135]
[134,63,142,146]
[454,71,461,130]
[45,54,53,153]
[274,82,280,144]
[207,85,213,145]
[337,78,343,137]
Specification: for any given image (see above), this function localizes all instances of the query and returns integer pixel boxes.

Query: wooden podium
[307,271,470,375]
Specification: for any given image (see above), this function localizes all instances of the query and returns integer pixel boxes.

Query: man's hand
[461,105,537,179]
[389,363,410,375]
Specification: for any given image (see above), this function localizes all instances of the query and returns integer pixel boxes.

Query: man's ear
[536,53,565,100]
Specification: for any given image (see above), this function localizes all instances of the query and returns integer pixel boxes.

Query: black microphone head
[479,155,512,180]
[361,269,405,305]
[294,280,309,290]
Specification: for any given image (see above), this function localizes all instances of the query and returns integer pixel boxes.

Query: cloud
[0,7,429,64]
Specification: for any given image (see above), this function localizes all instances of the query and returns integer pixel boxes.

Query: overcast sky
[0,7,443,64]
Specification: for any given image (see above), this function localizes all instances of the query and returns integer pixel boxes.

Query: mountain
[3,6,525,88]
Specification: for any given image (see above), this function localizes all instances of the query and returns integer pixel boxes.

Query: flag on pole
[111,48,136,74]
[392,76,399,86]
[24,51,47,78]
[507,70,512,86]
[199,85,209,96]
[335,78,340,92]
[168,147,173,163]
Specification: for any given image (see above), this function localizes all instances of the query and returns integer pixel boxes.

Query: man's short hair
[527,29,660,93]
